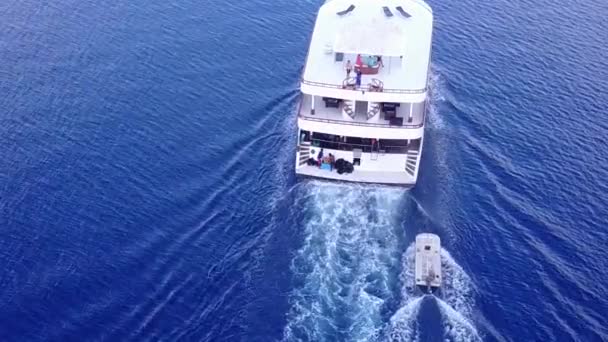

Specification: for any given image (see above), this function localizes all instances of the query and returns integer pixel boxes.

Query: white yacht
[295,0,433,186]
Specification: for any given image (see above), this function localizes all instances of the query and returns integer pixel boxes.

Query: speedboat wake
[385,245,481,342]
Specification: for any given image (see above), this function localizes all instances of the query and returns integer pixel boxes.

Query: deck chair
[337,4,355,16]
[396,6,411,18]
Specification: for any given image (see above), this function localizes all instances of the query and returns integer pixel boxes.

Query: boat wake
[384,244,421,342]
[282,181,406,342]
[437,249,481,341]
[282,184,482,342]
[385,245,481,342]
[387,296,423,342]
[427,65,448,131]
[437,299,481,342]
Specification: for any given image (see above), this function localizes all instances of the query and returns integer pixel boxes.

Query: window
[299,130,311,142]
[309,133,410,154]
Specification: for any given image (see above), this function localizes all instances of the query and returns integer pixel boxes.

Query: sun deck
[302,0,433,99]
[303,54,419,92]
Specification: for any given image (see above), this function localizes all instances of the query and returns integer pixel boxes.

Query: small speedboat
[415,233,441,293]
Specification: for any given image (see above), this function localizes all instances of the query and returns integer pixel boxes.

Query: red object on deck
[354,54,379,75]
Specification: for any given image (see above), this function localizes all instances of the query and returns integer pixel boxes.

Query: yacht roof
[303,0,433,92]
[334,15,407,56]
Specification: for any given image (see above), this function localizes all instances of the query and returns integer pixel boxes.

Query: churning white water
[283,182,406,341]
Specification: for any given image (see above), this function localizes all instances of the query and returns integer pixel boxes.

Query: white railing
[305,78,426,94]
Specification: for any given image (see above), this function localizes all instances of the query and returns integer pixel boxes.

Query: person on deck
[355,54,362,68]
[317,148,324,166]
[355,69,362,88]
[345,60,352,77]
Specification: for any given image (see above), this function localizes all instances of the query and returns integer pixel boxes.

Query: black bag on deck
[335,158,354,174]
[335,158,346,174]
[344,161,354,173]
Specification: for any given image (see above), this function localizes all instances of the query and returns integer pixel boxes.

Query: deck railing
[298,113,424,129]
[306,138,411,154]
[301,78,427,95]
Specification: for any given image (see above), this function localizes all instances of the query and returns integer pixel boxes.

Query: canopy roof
[301,0,433,92]
[333,15,408,56]
[322,0,431,56]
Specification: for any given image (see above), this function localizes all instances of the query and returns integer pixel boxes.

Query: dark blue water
[1,0,607,340]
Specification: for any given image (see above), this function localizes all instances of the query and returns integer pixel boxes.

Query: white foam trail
[440,249,475,318]
[425,67,453,223]
[383,244,420,342]
[427,66,447,130]
[399,244,417,300]
[387,297,423,342]
[283,182,406,341]
[439,249,481,341]
[268,101,298,211]
[438,299,482,342]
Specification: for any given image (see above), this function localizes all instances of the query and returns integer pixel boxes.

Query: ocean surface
[1,0,607,341]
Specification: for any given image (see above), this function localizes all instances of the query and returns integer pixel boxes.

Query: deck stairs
[406,149,419,176]
[366,102,381,120]
[343,100,355,119]
[298,141,311,166]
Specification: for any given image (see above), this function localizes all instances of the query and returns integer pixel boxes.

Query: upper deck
[302,0,433,103]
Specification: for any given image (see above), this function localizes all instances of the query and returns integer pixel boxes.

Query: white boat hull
[415,233,441,292]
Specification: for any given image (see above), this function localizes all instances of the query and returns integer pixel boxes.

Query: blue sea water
[1,0,607,340]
